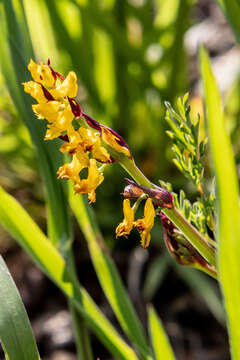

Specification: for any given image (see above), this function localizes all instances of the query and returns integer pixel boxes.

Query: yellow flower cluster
[23,59,131,202]
[116,198,155,248]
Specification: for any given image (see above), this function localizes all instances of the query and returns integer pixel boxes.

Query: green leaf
[0,0,71,248]
[216,0,240,42]
[0,256,40,360]
[148,306,176,360]
[70,189,152,359]
[200,47,240,359]
[0,186,138,360]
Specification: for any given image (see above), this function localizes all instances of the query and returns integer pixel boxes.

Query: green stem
[120,157,217,269]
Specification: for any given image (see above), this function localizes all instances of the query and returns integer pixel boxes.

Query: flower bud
[125,179,173,209]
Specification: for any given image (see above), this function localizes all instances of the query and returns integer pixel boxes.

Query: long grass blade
[0,256,40,360]
[0,0,71,248]
[216,0,240,42]
[148,306,176,360]
[0,186,138,360]
[200,47,240,359]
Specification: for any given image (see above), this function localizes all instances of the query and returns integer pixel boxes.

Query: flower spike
[23,59,133,202]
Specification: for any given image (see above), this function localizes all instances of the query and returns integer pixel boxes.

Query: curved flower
[73,159,104,203]
[101,127,131,158]
[116,199,134,237]
[50,71,78,99]
[22,81,47,104]
[28,59,55,88]
[134,198,155,248]
[57,152,89,184]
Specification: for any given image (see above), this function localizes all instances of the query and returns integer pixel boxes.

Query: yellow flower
[32,101,61,121]
[134,198,155,248]
[22,81,47,104]
[50,71,78,99]
[102,127,131,157]
[28,59,55,88]
[116,199,134,237]
[78,128,111,163]
[57,152,89,184]
[74,159,104,203]
[33,102,74,140]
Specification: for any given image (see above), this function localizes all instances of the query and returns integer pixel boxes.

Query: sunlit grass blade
[0,186,138,360]
[148,306,176,360]
[0,256,40,360]
[216,0,240,42]
[70,189,152,359]
[200,47,240,359]
[0,0,71,247]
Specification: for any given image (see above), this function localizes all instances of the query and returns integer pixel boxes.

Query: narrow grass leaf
[148,306,175,360]
[0,0,71,248]
[0,186,138,360]
[70,189,152,359]
[200,47,240,359]
[216,0,240,42]
[0,256,40,360]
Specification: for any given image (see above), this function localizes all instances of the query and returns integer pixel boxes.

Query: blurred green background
[1,0,240,358]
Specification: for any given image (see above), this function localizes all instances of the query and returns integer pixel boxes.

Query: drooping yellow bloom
[116,199,134,237]
[102,127,131,157]
[73,159,104,203]
[28,59,55,88]
[57,151,89,184]
[78,128,111,163]
[50,71,78,99]
[22,81,47,104]
[134,198,155,248]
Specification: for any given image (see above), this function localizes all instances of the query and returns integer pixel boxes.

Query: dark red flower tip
[59,135,69,142]
[82,112,102,132]
[124,179,174,209]
[40,84,55,101]
[47,59,65,83]
[68,97,82,118]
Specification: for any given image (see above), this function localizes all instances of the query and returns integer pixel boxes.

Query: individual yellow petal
[102,127,131,157]
[45,125,62,140]
[50,71,78,99]
[92,144,111,163]
[28,59,55,88]
[32,101,61,121]
[74,159,104,203]
[75,147,90,168]
[116,199,134,237]
[22,81,47,103]
[134,198,155,248]
[143,198,155,229]
[139,232,151,249]
[54,104,74,130]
